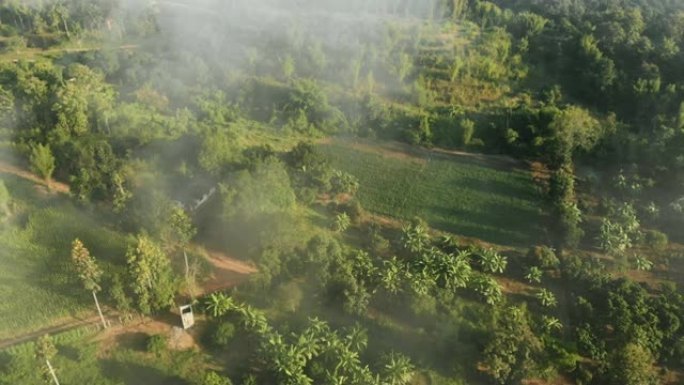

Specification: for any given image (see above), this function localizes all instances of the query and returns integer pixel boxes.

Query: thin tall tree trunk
[92,291,107,329]
[183,250,189,278]
[60,13,70,38]
[45,359,60,385]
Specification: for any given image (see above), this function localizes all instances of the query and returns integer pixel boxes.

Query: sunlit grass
[321,140,544,246]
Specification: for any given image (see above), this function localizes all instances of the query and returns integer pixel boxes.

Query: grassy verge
[0,174,129,339]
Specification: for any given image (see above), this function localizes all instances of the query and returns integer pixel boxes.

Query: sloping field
[321,139,545,246]
[0,173,129,340]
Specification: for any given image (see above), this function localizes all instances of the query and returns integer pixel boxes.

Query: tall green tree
[29,143,55,185]
[608,342,658,385]
[126,234,176,314]
[482,306,543,384]
[35,334,59,385]
[70,239,107,329]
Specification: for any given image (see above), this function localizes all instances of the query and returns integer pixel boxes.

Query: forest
[1,0,684,384]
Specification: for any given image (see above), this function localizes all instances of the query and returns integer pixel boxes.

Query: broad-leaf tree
[126,234,176,314]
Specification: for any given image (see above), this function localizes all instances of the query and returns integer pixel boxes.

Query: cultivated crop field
[0,174,128,340]
[321,140,544,246]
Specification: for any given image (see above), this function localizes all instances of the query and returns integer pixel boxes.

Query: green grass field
[321,140,544,246]
[0,174,129,340]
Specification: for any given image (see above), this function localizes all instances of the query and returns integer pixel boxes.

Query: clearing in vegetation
[0,174,129,340]
[321,139,544,246]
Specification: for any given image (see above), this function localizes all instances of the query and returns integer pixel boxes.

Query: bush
[330,170,359,196]
[643,230,668,250]
[527,246,560,269]
[337,199,364,224]
[211,321,236,347]
[200,371,233,385]
[147,334,167,357]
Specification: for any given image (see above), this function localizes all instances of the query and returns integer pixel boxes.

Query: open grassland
[0,174,129,340]
[321,140,544,246]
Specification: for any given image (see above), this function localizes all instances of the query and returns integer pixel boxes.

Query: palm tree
[541,315,563,333]
[333,346,361,378]
[333,212,351,232]
[471,275,502,305]
[380,257,404,294]
[381,352,414,385]
[634,255,654,271]
[536,289,557,307]
[479,248,507,274]
[401,223,430,253]
[524,266,543,284]
[204,292,234,318]
[434,251,471,290]
[344,324,368,353]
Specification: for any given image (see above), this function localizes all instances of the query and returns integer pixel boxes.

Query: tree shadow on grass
[425,199,545,246]
[115,332,150,352]
[101,359,190,385]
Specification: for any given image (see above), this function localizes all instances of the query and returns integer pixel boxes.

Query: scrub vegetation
[1,1,684,385]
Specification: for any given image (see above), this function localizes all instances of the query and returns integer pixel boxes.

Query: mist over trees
[0,0,683,385]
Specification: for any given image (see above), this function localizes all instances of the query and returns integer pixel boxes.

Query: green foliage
[535,288,557,308]
[70,238,102,292]
[643,229,668,251]
[28,143,55,182]
[211,321,236,347]
[332,212,351,233]
[549,164,583,248]
[146,334,168,358]
[200,371,233,385]
[633,255,653,271]
[470,274,502,305]
[527,246,559,270]
[607,342,658,385]
[35,334,56,361]
[322,142,541,245]
[0,179,10,216]
[460,118,475,146]
[126,234,176,314]
[329,170,359,196]
[547,106,602,165]
[222,158,296,221]
[477,248,507,274]
[205,292,234,318]
[483,306,543,384]
[380,352,415,385]
[109,272,133,319]
[524,266,542,284]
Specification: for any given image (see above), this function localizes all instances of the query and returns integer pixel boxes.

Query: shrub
[201,371,233,385]
[330,170,359,196]
[146,334,167,357]
[212,321,236,347]
[337,199,365,224]
[527,246,560,269]
[461,118,475,146]
[643,230,668,251]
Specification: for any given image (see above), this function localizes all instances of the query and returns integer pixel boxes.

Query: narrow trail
[0,160,70,194]
[0,161,256,350]
[0,314,103,350]
[0,249,255,350]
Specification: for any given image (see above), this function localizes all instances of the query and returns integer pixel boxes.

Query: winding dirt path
[0,161,256,350]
